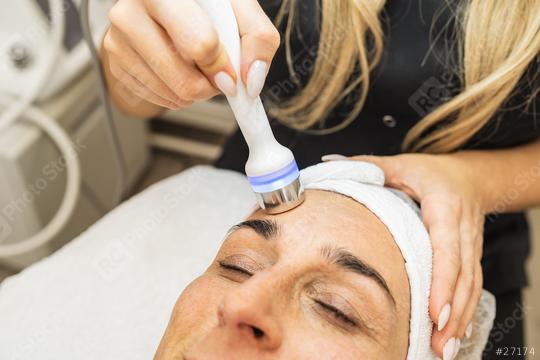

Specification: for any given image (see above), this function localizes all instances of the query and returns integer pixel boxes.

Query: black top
[216,0,540,295]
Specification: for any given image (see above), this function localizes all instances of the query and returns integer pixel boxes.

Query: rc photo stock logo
[408,71,459,117]
[0,215,13,244]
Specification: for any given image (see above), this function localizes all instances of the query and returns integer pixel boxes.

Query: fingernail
[465,322,473,339]
[214,72,237,97]
[438,303,451,331]
[453,339,461,358]
[443,338,456,360]
[246,60,268,98]
[321,154,348,162]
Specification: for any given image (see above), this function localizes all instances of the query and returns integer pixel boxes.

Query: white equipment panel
[0,68,150,269]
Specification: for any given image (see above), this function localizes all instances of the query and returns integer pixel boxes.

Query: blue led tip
[247,160,300,193]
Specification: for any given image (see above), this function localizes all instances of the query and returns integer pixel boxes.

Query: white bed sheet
[0,166,255,360]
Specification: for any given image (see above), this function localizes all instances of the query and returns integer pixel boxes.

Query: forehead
[249,190,396,256]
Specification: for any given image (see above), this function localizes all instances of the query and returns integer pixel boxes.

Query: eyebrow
[229,219,395,306]
[229,219,280,239]
[322,246,396,306]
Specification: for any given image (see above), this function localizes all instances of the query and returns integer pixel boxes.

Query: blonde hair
[270,0,540,153]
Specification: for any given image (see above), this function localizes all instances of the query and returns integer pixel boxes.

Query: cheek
[167,275,226,345]
[285,330,366,360]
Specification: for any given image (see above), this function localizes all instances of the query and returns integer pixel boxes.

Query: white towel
[299,160,495,360]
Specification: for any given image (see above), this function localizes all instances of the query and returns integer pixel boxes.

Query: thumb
[349,155,402,185]
[231,0,280,98]
[349,155,420,200]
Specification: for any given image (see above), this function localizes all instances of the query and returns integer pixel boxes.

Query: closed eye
[218,261,253,276]
[314,299,358,327]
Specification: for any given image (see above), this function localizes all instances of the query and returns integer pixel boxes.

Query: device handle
[196,0,294,176]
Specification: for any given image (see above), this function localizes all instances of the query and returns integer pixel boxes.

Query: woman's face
[154,190,411,360]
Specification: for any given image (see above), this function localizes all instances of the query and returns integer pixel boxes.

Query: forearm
[456,139,540,213]
[100,43,166,119]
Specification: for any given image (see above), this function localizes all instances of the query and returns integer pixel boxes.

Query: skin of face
[154,190,411,360]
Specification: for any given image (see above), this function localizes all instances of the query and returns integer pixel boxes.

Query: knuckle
[431,238,446,252]
[108,3,129,28]
[128,63,145,79]
[191,79,213,99]
[477,274,484,291]
[462,273,475,293]
[446,194,463,215]
[109,63,123,79]
[433,241,461,267]
[102,32,116,54]
[173,80,196,100]
[145,53,163,70]
[448,252,461,270]
[473,284,483,302]
[132,86,148,99]
[474,289,483,305]
[450,311,461,324]
[253,27,281,51]
[189,31,220,62]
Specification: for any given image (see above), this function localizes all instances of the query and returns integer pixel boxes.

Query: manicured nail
[438,303,451,331]
[453,339,461,358]
[246,60,268,98]
[465,322,473,339]
[443,338,456,360]
[321,154,348,162]
[214,72,237,97]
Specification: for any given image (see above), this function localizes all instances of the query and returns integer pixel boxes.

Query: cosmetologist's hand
[324,153,488,360]
[102,0,279,110]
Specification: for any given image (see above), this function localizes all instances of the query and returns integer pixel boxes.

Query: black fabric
[483,290,525,359]
[215,0,538,299]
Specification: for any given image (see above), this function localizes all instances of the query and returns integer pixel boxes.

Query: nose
[217,283,283,351]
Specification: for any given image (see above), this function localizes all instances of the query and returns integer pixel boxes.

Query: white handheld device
[197,0,304,214]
